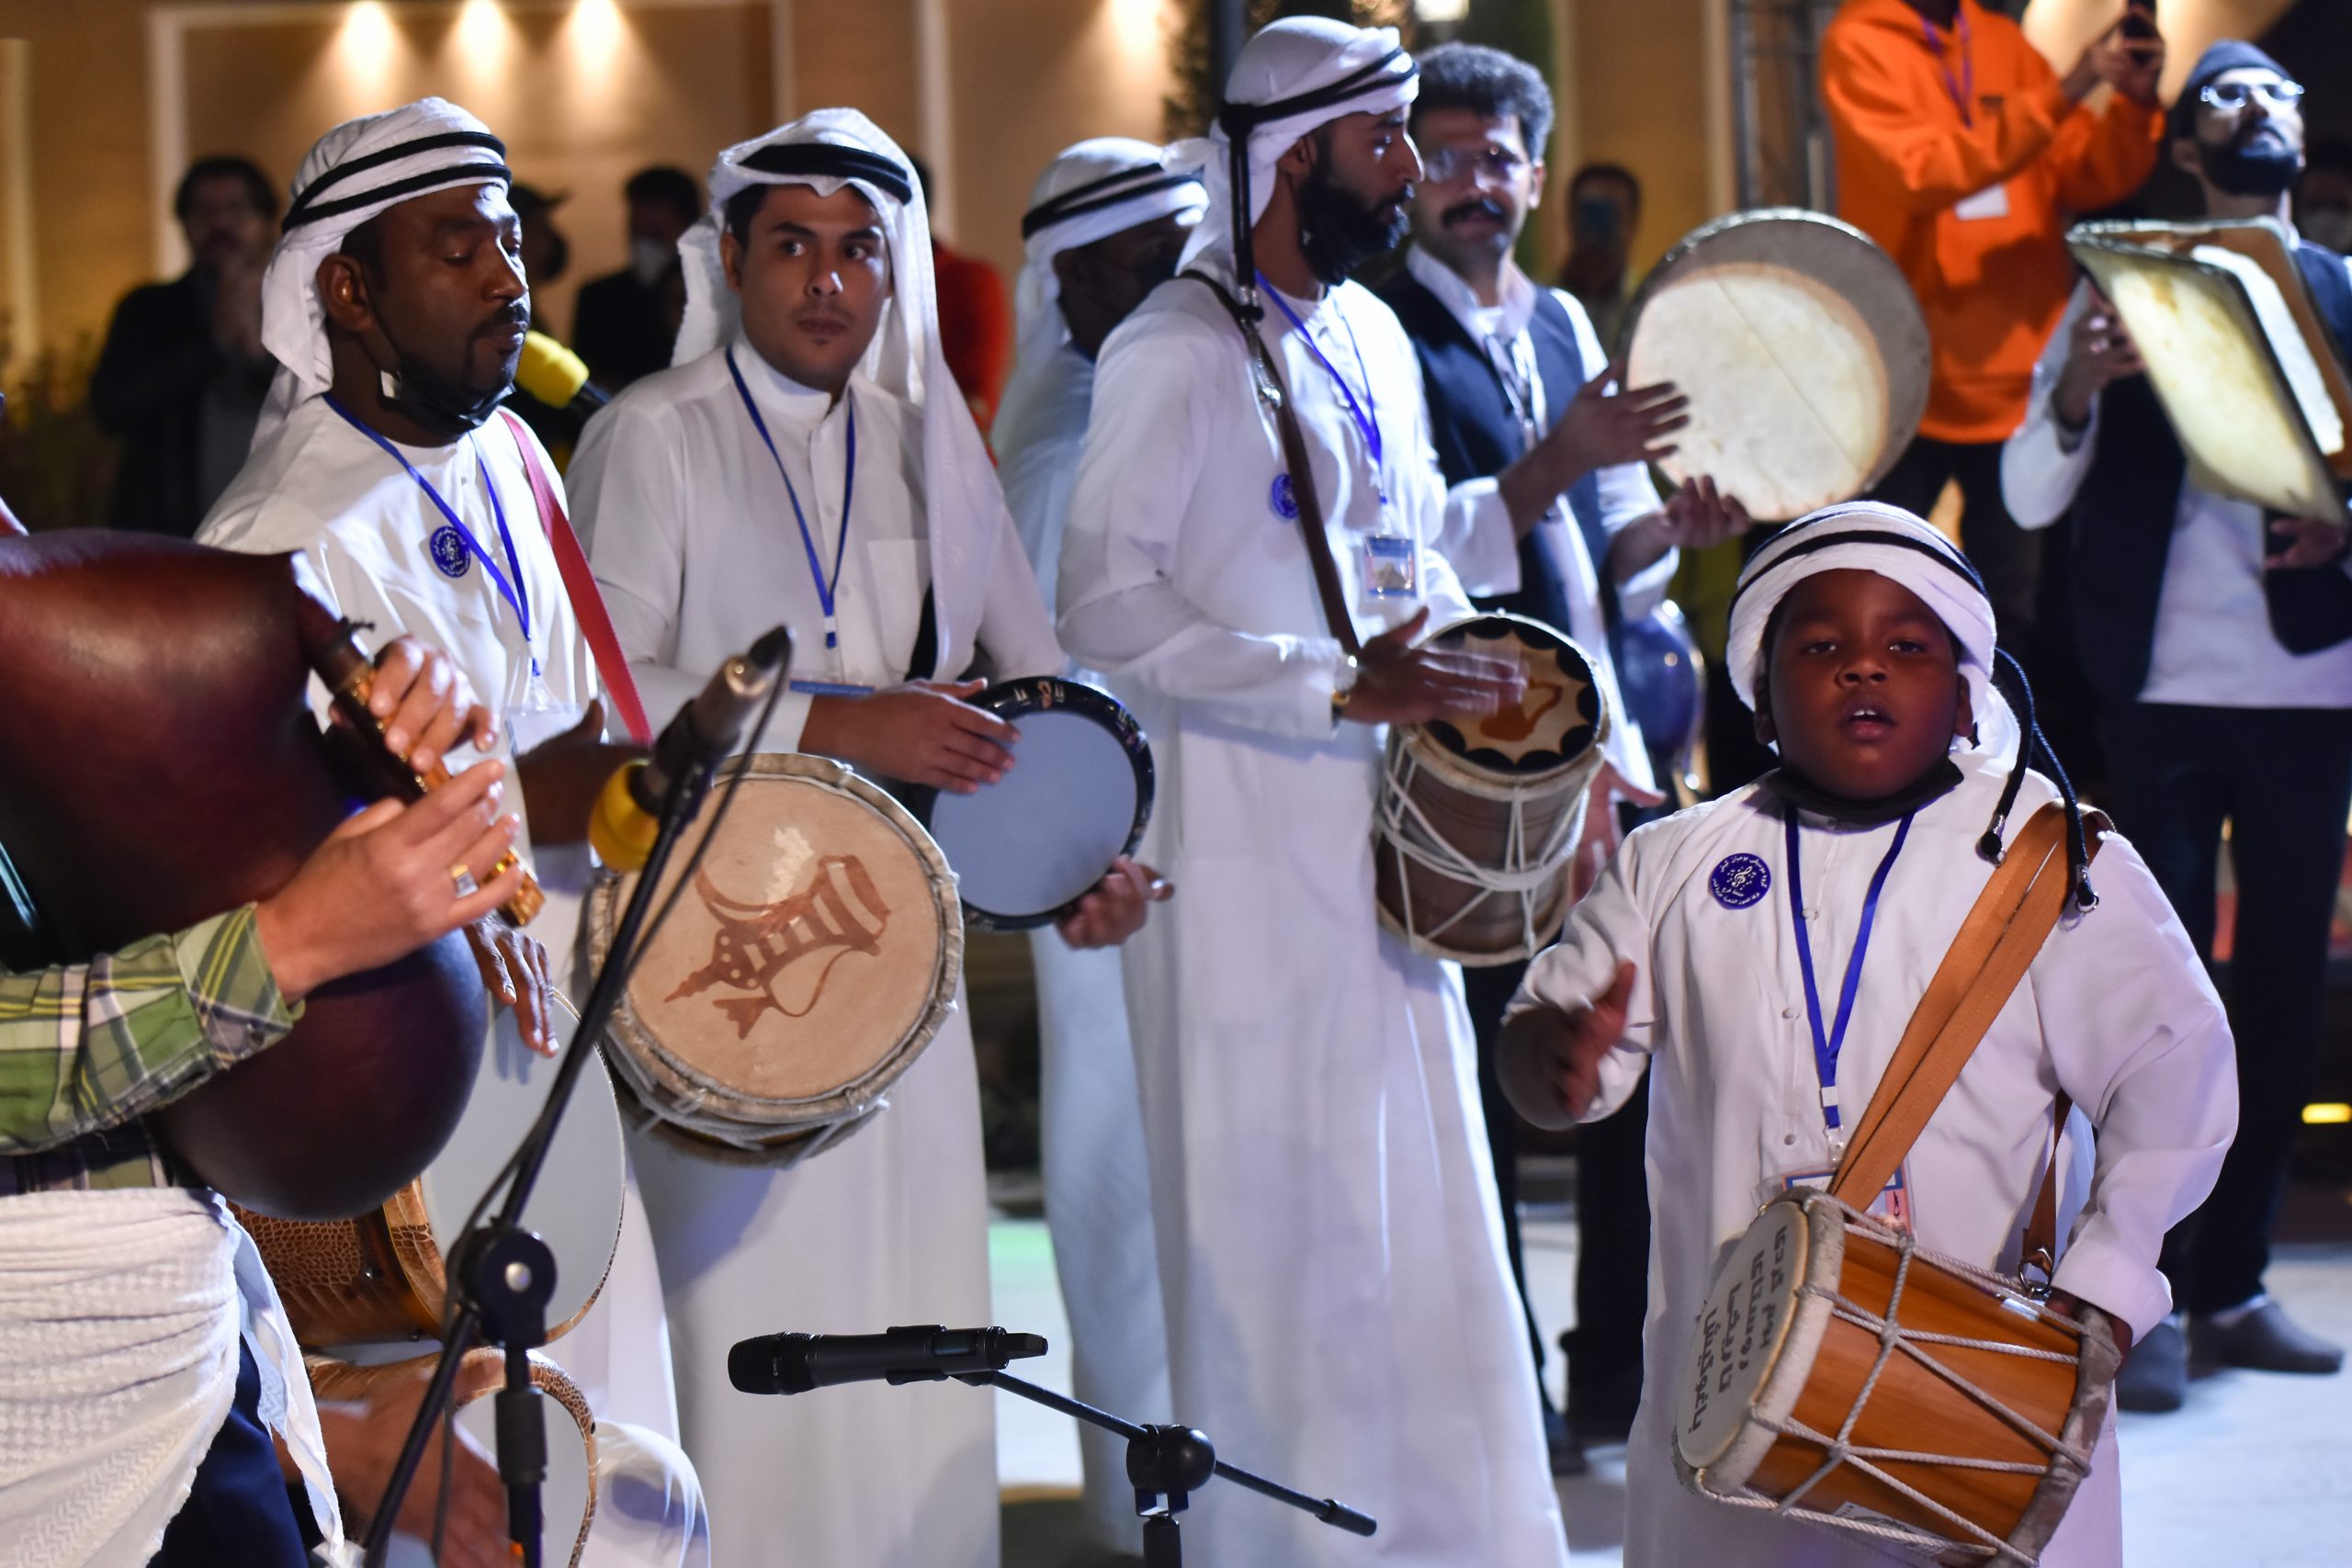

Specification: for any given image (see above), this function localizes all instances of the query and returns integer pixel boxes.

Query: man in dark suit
[88,157,277,536]
[571,164,701,388]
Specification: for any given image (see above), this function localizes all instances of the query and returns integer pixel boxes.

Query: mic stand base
[956,1370,1375,1563]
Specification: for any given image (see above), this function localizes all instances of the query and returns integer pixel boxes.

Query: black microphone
[589,626,792,872]
[729,1325,1048,1394]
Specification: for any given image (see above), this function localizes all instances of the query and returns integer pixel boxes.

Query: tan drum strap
[1828,804,2106,1225]
[1187,272,1364,660]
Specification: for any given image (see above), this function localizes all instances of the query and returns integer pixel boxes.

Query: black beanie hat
[2169,39,2291,142]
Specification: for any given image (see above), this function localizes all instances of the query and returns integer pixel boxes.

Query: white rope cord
[1374,749,1584,896]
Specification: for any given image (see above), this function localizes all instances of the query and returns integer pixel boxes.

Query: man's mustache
[1442,197,1509,228]
[2236,120,2294,152]
[474,301,529,339]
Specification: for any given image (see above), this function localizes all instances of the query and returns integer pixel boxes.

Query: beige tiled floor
[992,1197,2352,1566]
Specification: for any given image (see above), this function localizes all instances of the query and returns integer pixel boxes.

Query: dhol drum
[306,1349,600,1568]
[1623,209,1930,521]
[922,677,1155,931]
[1374,614,1610,965]
[1676,1190,2120,1565]
[240,1004,627,1351]
[588,751,962,1165]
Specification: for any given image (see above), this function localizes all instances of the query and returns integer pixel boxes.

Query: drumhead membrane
[1420,616,1602,777]
[927,678,1154,927]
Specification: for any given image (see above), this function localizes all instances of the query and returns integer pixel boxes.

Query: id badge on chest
[1954,181,2009,221]
[1768,1159,1916,1233]
[1361,530,1418,599]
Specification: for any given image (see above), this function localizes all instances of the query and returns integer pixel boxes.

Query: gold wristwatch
[1330,654,1362,726]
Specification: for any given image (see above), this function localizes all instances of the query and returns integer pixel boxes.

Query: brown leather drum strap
[1828,804,2107,1222]
[1187,272,1363,659]
[2023,1092,2072,1276]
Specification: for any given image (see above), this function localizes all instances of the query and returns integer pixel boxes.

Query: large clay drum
[589,752,962,1166]
[1675,1190,2119,1565]
[239,1003,627,1351]
[1624,209,1930,521]
[1374,614,1609,966]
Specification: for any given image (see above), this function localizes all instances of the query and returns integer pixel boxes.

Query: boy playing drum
[1499,502,2236,1567]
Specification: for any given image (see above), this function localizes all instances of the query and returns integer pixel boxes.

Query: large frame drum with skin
[1623,209,1930,522]
[1675,1191,2118,1566]
[1374,614,1609,965]
[2068,218,2352,524]
[588,752,963,1167]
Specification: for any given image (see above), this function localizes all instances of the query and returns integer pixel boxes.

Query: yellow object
[2301,1103,2352,1126]
[588,761,659,874]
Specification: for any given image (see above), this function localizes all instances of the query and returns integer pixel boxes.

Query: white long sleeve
[2001,281,2098,532]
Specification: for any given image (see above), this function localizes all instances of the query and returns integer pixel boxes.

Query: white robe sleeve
[1505,830,1660,1123]
[976,493,1068,682]
[2002,282,2098,533]
[571,396,817,750]
[1057,316,1350,739]
[2032,831,2237,1343]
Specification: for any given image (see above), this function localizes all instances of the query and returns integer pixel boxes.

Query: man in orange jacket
[1824,0,2162,644]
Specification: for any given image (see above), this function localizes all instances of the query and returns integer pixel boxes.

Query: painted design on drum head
[428,525,471,579]
[1424,619,1600,775]
[1711,852,1771,909]
[1269,472,1300,520]
[666,854,893,1037]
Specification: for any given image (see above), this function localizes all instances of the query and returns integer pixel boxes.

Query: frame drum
[1623,209,1929,521]
[924,677,1155,931]
[588,752,962,1166]
[1676,1190,2117,1565]
[240,1004,627,1351]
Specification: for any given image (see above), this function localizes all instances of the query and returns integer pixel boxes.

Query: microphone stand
[361,752,718,1567]
[953,1369,1376,1565]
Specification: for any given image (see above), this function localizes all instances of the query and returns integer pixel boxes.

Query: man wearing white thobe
[1057,19,1572,1567]
[992,135,1203,1553]
[571,111,1153,1568]
[199,97,705,1567]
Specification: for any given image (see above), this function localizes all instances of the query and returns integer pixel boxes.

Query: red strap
[501,412,652,745]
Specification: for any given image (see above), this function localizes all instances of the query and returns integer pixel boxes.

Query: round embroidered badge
[1269,472,1300,521]
[1710,852,1771,910]
[427,525,471,580]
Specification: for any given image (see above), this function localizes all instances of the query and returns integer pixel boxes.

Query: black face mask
[368,310,515,440]
[1296,156,1409,287]
[2199,124,2302,197]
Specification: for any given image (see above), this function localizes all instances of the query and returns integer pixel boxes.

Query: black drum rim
[933,676,1157,931]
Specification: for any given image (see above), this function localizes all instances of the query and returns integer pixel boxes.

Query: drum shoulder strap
[1827,804,2109,1269]
[1183,271,1363,660]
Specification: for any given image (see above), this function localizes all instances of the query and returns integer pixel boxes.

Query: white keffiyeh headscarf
[997,138,1204,444]
[1726,502,2100,902]
[1171,17,1419,283]
[255,96,513,445]
[670,109,1012,672]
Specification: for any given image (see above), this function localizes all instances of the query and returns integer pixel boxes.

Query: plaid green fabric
[0,906,299,1193]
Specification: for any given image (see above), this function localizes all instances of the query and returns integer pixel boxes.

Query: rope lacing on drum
[1709,1197,2098,1567]
[1375,746,1589,955]
[1978,649,2097,913]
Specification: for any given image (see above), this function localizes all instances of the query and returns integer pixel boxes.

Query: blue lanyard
[727,348,857,654]
[1784,807,1917,1133]
[325,394,534,670]
[1257,271,1385,491]
[1921,9,1974,125]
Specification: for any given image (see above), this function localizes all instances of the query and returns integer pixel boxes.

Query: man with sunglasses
[2002,39,2352,1414]
[1379,40,1748,1473]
